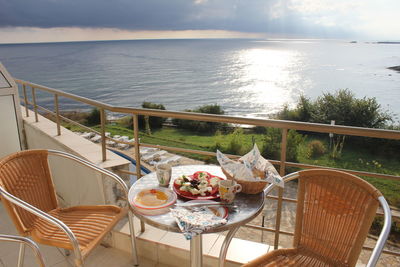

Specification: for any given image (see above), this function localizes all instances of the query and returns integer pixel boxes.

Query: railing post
[133,114,142,180]
[274,128,288,249]
[22,84,29,117]
[100,108,107,162]
[133,114,146,233]
[54,94,61,135]
[31,87,38,122]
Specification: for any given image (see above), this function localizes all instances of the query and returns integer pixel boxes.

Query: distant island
[377,41,400,44]
[388,66,400,72]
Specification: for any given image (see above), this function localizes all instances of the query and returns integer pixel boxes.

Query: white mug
[156,164,172,187]
[219,180,242,204]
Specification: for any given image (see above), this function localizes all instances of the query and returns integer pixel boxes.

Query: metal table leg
[190,234,203,267]
[219,227,239,267]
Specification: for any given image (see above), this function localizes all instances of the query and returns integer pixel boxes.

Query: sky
[0,0,399,43]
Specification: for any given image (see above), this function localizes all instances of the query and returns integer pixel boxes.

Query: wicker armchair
[0,149,138,267]
[243,169,391,267]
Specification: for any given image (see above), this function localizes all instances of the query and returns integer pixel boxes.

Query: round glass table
[128,165,265,267]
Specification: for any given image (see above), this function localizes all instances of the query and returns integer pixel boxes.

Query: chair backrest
[0,150,58,235]
[293,169,381,267]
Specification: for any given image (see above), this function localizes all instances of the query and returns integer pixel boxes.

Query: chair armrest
[0,234,46,267]
[47,149,129,198]
[263,172,299,196]
[0,186,83,263]
[367,196,392,267]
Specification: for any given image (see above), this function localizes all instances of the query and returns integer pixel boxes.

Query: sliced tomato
[192,171,212,180]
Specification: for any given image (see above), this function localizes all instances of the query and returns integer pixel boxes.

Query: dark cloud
[0,0,354,38]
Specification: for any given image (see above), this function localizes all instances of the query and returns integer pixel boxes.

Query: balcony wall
[22,109,130,208]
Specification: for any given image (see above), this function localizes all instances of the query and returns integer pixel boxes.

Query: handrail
[15,78,400,140]
[14,78,400,260]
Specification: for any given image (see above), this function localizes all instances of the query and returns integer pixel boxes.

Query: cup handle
[235,184,242,193]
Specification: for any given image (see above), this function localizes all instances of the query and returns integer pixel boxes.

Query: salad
[174,171,222,197]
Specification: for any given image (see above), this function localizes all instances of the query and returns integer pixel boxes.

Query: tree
[173,104,227,133]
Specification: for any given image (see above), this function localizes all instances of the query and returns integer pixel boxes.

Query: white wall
[23,110,130,207]
[0,95,21,158]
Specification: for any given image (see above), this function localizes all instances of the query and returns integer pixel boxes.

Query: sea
[0,39,399,119]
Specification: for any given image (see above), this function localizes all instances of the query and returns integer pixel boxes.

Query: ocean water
[0,39,399,118]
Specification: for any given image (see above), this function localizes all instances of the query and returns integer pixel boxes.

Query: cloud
[0,0,399,39]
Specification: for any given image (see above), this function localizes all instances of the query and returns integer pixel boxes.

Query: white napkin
[217,144,284,187]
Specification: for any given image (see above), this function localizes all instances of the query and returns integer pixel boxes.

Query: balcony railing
[15,78,400,258]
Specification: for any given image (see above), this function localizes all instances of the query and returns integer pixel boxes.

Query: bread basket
[217,145,283,194]
[221,167,268,194]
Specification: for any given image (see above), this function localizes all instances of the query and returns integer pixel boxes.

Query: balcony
[1,71,400,266]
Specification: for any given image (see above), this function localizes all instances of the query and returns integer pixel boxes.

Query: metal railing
[15,79,400,258]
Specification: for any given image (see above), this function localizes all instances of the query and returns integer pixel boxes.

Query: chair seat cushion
[31,205,127,257]
[243,248,349,267]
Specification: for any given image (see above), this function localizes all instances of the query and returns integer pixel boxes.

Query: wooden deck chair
[0,234,46,267]
[243,169,391,267]
[0,149,138,267]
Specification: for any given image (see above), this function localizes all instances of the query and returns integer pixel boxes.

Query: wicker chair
[243,169,391,267]
[0,234,46,267]
[0,149,138,267]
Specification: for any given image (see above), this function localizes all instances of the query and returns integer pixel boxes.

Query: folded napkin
[170,207,227,240]
[217,144,284,187]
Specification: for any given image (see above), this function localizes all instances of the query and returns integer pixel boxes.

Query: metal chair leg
[17,243,25,267]
[128,212,139,266]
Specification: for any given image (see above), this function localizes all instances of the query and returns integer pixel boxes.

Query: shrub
[330,135,345,159]
[120,102,166,130]
[252,126,267,134]
[226,128,245,155]
[172,104,226,133]
[276,96,314,122]
[139,102,166,130]
[306,140,326,158]
[261,128,305,162]
[261,128,281,160]
[211,130,224,151]
[276,89,392,128]
[86,108,101,126]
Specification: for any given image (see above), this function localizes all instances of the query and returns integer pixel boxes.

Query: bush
[261,128,305,162]
[226,128,245,155]
[172,104,226,133]
[306,140,326,158]
[276,89,392,128]
[252,126,267,134]
[371,217,400,243]
[276,96,314,122]
[85,108,101,126]
[139,102,166,130]
[261,128,281,160]
[120,102,166,130]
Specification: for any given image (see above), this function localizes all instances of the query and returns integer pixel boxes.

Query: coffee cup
[218,180,242,204]
[156,164,172,187]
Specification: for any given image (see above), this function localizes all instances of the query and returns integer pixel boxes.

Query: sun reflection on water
[228,48,303,118]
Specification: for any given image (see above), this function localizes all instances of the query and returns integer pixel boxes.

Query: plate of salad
[173,171,224,200]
